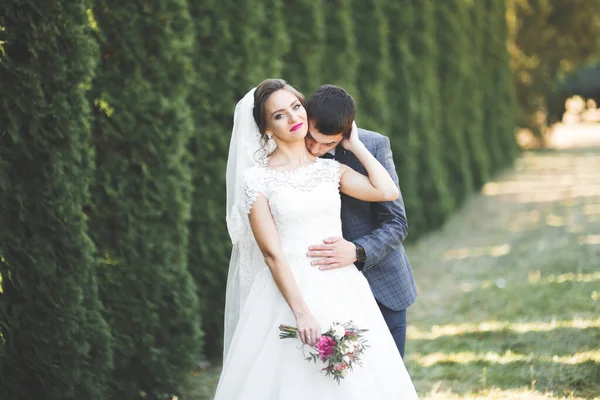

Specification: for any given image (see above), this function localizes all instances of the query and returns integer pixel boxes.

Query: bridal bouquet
[279,321,369,384]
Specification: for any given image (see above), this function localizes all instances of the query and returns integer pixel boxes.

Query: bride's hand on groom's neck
[341,121,364,153]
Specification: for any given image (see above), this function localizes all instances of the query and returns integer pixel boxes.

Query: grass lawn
[186,125,600,399]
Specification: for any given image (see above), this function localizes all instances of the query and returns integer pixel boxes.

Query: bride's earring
[265,133,277,154]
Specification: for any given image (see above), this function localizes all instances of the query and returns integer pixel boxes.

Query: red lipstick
[290,123,303,132]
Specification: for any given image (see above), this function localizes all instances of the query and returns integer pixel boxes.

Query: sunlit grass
[528,271,600,284]
[408,318,600,340]
[420,388,595,400]
[481,146,600,207]
[583,204,600,216]
[444,244,511,260]
[410,350,600,367]
[579,235,600,246]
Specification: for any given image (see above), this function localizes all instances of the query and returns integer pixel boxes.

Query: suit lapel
[335,143,364,173]
[334,129,368,171]
[334,144,350,166]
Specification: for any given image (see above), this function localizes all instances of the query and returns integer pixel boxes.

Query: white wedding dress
[214,158,418,399]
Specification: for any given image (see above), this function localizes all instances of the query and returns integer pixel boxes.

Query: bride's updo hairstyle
[253,78,306,137]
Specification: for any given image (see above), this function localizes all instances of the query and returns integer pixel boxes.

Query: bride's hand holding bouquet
[279,320,369,384]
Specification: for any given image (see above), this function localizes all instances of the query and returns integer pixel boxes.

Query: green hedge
[435,0,475,204]
[261,0,291,78]
[187,0,276,361]
[409,0,454,228]
[463,0,492,188]
[481,2,508,172]
[0,2,112,399]
[88,1,201,398]
[281,0,326,93]
[486,0,519,167]
[322,0,359,99]
[384,2,426,235]
[354,0,393,135]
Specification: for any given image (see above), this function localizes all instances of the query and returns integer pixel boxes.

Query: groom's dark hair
[307,84,356,138]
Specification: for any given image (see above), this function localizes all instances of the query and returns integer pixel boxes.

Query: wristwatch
[354,243,366,269]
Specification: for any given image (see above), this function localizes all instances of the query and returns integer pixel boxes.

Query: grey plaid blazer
[335,128,417,311]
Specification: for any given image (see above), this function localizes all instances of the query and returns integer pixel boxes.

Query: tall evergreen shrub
[481,1,508,172]
[384,1,426,236]
[88,2,201,398]
[463,0,491,187]
[354,0,393,134]
[435,0,475,203]
[322,0,359,99]
[260,0,290,78]
[0,2,112,399]
[409,0,454,229]
[281,0,326,93]
[486,0,519,167]
[187,0,273,361]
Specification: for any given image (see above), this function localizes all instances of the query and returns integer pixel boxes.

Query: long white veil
[223,88,269,359]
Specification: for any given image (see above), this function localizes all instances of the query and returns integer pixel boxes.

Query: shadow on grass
[452,282,600,321]
[407,358,600,398]
[408,326,600,357]
[407,323,600,398]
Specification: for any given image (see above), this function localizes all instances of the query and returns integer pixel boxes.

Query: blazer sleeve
[352,136,409,271]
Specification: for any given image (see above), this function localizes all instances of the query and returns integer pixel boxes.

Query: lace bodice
[243,158,342,262]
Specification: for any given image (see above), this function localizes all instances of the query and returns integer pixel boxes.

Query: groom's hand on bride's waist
[307,237,357,271]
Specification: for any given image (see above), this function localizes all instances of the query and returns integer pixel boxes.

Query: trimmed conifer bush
[354,0,393,135]
[383,1,426,236]
[409,0,454,229]
[187,0,272,361]
[485,0,519,168]
[88,1,201,397]
[322,0,359,99]
[480,1,508,173]
[0,2,112,399]
[281,0,326,93]
[435,0,475,203]
[463,0,492,188]
[260,0,290,78]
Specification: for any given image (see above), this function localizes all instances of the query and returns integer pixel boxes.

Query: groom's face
[305,120,344,157]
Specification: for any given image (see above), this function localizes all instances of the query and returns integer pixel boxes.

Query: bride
[214,79,418,399]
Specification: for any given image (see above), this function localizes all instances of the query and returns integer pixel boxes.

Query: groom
[305,84,417,358]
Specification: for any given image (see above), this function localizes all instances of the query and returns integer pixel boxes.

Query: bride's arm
[248,194,321,346]
[339,122,399,202]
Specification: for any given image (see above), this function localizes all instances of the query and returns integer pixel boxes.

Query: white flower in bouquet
[331,324,345,340]
[340,341,354,354]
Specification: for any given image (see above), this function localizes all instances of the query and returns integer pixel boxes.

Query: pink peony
[317,336,337,360]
